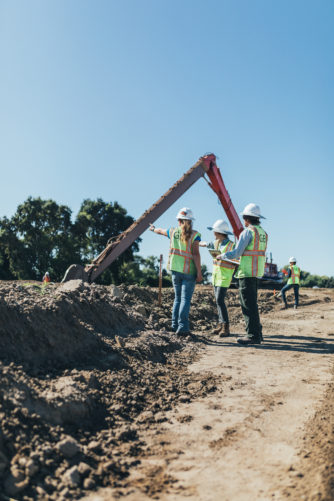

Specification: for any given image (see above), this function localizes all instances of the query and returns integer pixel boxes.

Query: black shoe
[237,336,261,346]
[176,329,191,336]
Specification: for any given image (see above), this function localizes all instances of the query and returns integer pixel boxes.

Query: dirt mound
[0,280,144,369]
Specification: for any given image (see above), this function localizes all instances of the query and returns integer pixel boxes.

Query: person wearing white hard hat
[200,220,235,337]
[217,203,268,345]
[280,257,301,309]
[149,208,202,335]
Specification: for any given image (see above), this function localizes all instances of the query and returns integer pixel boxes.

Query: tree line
[0,197,331,287]
[0,196,209,286]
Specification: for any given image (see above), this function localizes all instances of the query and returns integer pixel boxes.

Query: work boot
[281,303,288,310]
[211,323,223,335]
[294,305,298,310]
[237,336,261,346]
[176,329,191,337]
[219,323,230,337]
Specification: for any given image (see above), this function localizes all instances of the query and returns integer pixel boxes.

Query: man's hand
[149,224,155,232]
[196,273,203,283]
[216,254,225,260]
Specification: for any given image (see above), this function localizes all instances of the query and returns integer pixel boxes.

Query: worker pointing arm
[149,225,168,236]
[149,208,202,336]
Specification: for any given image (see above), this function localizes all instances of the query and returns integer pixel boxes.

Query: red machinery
[62,154,244,283]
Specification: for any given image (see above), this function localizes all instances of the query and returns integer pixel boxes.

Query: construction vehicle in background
[262,252,284,288]
[62,154,279,287]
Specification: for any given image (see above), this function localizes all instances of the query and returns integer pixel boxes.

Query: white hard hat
[289,257,297,263]
[240,203,266,219]
[45,272,50,276]
[207,219,232,235]
[176,207,195,221]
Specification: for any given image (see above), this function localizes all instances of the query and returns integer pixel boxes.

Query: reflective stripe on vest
[169,228,200,275]
[212,240,235,287]
[236,225,268,278]
[213,241,235,269]
[287,265,300,285]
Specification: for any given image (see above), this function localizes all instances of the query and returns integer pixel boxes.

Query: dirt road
[83,289,334,501]
[0,283,333,500]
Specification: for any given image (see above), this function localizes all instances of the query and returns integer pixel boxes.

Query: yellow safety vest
[168,227,201,275]
[287,265,300,285]
[235,225,268,279]
[212,240,235,287]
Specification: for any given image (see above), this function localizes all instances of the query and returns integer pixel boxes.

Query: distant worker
[149,207,202,336]
[43,271,51,283]
[200,220,235,337]
[217,203,268,346]
[281,257,300,309]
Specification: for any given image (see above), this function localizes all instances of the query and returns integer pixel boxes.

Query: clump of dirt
[0,280,330,500]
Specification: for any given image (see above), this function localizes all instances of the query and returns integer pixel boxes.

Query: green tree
[201,264,211,285]
[119,255,173,287]
[0,197,79,281]
[73,198,140,284]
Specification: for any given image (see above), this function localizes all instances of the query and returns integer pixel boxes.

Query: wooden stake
[158,254,163,307]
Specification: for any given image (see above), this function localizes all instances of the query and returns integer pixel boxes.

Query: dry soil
[0,281,333,501]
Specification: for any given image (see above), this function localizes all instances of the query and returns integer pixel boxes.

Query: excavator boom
[62,154,243,283]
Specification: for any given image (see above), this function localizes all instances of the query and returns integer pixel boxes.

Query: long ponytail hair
[179,219,193,243]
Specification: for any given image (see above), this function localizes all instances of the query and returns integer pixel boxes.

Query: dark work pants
[238,277,262,341]
[214,286,229,324]
[281,283,299,307]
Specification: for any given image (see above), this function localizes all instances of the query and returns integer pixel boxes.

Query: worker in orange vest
[43,271,51,284]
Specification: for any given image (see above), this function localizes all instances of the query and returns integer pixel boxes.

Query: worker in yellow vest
[281,257,301,309]
[200,220,235,337]
[218,203,268,346]
[149,207,202,336]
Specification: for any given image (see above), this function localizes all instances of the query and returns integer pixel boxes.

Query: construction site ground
[0,281,333,501]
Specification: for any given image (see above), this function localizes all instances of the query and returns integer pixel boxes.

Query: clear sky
[1,0,333,276]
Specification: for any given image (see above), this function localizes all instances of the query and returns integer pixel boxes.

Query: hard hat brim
[207,226,233,235]
[240,211,266,219]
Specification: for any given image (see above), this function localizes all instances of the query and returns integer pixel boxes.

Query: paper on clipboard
[208,248,239,266]
[208,249,221,258]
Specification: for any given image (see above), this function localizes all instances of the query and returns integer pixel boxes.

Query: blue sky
[0,0,333,276]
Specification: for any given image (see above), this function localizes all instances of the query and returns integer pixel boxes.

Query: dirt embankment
[0,281,333,501]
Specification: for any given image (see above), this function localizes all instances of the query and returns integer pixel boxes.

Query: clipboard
[208,249,221,258]
[208,248,240,267]
[219,258,240,267]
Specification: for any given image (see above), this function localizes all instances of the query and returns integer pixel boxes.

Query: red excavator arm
[62,154,244,283]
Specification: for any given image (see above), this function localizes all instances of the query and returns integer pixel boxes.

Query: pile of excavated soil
[0,280,330,500]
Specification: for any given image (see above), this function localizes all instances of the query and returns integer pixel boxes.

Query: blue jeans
[214,286,229,324]
[281,283,299,306]
[171,271,196,332]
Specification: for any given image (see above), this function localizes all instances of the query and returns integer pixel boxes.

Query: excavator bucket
[62,264,90,283]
